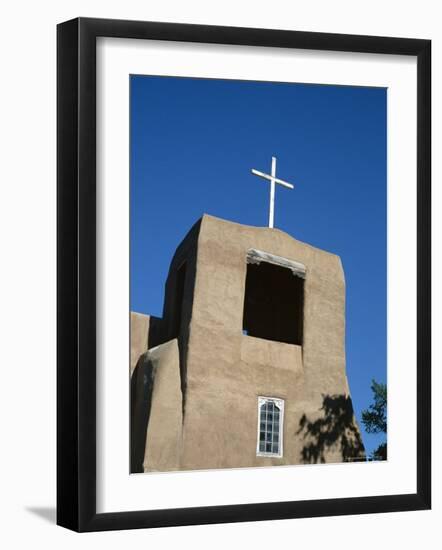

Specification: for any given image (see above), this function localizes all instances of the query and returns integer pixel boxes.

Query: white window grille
[256,397,284,457]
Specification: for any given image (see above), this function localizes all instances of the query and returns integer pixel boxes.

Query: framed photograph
[57,17,431,532]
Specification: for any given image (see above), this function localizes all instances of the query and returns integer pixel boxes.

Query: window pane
[258,398,283,456]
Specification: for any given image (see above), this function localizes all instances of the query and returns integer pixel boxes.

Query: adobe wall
[143,339,183,472]
[132,214,364,472]
[130,312,149,376]
[178,214,360,469]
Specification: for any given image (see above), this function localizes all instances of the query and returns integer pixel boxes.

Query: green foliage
[371,442,387,461]
[361,379,387,460]
[362,380,387,434]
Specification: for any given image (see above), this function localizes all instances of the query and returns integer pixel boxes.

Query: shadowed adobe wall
[130,312,165,375]
[130,312,149,376]
[130,214,364,472]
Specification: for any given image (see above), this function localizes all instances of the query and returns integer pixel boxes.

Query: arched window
[257,397,284,457]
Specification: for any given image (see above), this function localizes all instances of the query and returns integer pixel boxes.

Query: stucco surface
[143,339,183,472]
[131,214,364,472]
[130,312,149,376]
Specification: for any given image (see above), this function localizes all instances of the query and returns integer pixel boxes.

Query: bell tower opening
[242,250,305,346]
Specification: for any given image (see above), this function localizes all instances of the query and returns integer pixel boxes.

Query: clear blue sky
[130,75,387,457]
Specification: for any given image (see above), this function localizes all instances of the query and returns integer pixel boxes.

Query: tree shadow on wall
[297,394,365,464]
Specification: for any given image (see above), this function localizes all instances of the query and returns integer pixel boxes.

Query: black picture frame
[57,17,431,532]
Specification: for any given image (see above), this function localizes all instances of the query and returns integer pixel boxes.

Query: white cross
[251,156,294,228]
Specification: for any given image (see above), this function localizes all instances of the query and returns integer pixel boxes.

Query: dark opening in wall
[242,259,304,345]
[171,261,186,338]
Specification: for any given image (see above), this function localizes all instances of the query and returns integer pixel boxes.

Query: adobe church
[130,214,365,473]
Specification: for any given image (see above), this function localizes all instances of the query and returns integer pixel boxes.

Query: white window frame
[256,396,284,458]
